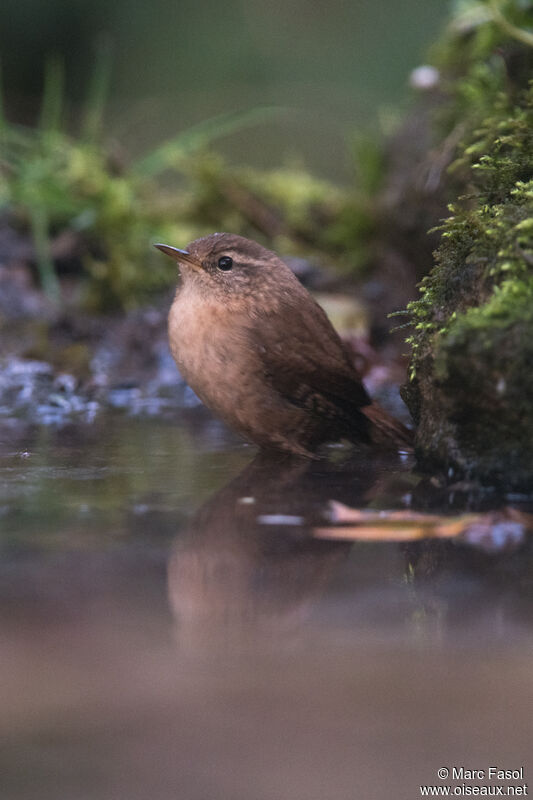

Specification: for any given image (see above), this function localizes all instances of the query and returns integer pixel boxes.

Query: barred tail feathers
[361,402,413,450]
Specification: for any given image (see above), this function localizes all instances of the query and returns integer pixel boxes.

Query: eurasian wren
[155,233,411,457]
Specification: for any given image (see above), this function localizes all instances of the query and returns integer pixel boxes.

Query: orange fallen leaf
[314,504,533,546]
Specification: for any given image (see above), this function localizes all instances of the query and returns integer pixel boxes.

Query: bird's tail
[362,402,413,451]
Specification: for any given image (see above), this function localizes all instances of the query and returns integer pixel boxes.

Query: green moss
[403,0,533,488]
[407,84,533,369]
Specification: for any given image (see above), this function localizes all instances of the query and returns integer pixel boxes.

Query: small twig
[221,180,287,239]
[423,123,466,194]
[515,243,533,266]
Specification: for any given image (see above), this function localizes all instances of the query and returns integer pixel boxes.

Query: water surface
[1,413,532,800]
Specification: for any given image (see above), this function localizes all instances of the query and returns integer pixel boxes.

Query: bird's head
[155,233,298,306]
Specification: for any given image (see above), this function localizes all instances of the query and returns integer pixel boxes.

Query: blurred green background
[1,0,448,179]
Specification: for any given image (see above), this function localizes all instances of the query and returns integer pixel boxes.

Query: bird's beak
[154,244,202,270]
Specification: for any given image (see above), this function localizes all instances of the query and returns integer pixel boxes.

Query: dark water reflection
[1,414,532,800]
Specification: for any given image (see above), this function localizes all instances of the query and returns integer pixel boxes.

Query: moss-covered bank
[403,0,533,489]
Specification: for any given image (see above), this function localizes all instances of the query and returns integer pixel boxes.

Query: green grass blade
[131,106,281,178]
[489,0,533,48]
[0,60,5,144]
[81,35,113,142]
[30,206,60,301]
[39,54,64,134]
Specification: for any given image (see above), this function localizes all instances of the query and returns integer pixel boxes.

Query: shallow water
[1,412,532,800]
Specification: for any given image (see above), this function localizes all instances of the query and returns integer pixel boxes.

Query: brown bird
[155,233,411,458]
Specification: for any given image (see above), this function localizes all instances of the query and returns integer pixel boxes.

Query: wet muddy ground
[1,410,532,800]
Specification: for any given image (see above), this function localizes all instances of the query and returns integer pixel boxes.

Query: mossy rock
[403,3,533,490]
[406,279,533,488]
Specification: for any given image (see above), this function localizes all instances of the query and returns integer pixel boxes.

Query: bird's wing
[250,298,371,417]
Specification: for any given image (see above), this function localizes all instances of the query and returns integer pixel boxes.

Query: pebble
[0,352,190,427]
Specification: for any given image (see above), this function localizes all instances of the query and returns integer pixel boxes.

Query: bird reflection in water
[167,450,410,649]
[166,448,532,652]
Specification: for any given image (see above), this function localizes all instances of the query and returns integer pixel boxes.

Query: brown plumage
[156,233,412,458]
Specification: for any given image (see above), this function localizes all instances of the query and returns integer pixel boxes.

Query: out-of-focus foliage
[0,56,382,310]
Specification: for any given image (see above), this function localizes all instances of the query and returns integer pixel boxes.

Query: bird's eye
[217,256,233,271]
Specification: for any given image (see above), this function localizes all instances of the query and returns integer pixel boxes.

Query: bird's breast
[168,290,256,413]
